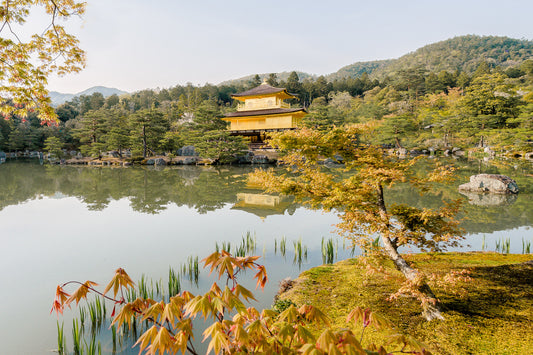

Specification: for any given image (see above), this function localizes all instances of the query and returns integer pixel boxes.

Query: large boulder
[458,174,519,194]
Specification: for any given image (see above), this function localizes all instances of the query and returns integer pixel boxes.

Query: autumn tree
[0,0,86,122]
[251,125,463,321]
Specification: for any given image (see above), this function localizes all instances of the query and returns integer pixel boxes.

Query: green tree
[55,103,79,122]
[184,101,246,163]
[249,74,261,88]
[379,114,417,148]
[73,110,107,157]
[103,111,130,156]
[266,73,279,86]
[286,71,302,95]
[395,67,427,99]
[461,73,522,146]
[129,109,168,158]
[43,136,64,158]
[417,88,464,147]
[104,94,120,109]
[187,130,246,164]
[7,126,25,151]
[0,1,85,123]
[252,125,462,321]
[302,97,331,129]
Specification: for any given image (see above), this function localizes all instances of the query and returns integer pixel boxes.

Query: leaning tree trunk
[381,236,444,321]
[377,184,444,321]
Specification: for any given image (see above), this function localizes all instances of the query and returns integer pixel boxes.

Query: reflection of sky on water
[0,196,342,354]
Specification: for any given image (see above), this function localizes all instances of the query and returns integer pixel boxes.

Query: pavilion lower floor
[228,128,297,149]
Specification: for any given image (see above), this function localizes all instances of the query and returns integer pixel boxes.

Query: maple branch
[7,19,22,44]
[60,281,125,304]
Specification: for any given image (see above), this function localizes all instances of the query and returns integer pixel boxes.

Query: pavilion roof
[231,83,295,98]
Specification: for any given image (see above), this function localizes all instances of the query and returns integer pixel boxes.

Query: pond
[0,158,531,354]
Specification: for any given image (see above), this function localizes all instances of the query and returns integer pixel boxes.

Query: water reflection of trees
[0,158,531,234]
[0,162,254,214]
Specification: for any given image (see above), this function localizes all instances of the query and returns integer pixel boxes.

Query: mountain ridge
[50,86,128,106]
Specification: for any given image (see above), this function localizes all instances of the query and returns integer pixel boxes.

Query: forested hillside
[327,60,394,81]
[330,36,533,81]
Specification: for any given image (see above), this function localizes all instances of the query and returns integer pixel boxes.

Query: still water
[0,159,531,354]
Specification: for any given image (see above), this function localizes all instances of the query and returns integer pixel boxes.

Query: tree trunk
[394,136,402,149]
[381,236,444,321]
[376,184,444,321]
[142,125,147,158]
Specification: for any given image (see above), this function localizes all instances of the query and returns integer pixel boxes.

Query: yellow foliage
[0,0,86,122]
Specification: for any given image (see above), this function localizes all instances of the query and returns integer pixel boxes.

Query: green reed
[168,267,181,298]
[322,237,335,264]
[234,231,257,256]
[293,237,308,268]
[495,237,511,254]
[83,335,101,355]
[57,321,66,355]
[181,255,199,286]
[72,318,81,355]
[523,238,531,254]
[78,306,86,327]
[279,236,287,257]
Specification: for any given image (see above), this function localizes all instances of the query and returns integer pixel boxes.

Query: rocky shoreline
[1,145,532,167]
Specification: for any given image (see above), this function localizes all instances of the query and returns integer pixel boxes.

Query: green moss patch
[279,252,533,354]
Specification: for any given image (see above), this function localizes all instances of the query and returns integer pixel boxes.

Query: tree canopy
[251,125,463,320]
[0,0,86,122]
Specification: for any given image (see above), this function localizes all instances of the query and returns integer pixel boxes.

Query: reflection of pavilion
[232,192,294,218]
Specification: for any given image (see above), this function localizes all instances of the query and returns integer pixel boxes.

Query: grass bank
[278,252,532,355]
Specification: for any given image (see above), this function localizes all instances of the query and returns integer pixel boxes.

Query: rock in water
[458,174,519,194]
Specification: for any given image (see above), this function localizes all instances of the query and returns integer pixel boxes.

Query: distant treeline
[1,58,532,160]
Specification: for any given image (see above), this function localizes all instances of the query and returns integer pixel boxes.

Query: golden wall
[227,114,301,131]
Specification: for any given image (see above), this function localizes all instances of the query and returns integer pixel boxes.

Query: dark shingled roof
[224,108,306,118]
[231,83,289,97]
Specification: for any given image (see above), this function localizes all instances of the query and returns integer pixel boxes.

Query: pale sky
[42,0,533,94]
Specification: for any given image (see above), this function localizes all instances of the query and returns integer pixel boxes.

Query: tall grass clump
[168,267,181,298]
[279,236,287,257]
[84,335,101,355]
[523,238,531,254]
[322,237,335,264]
[495,238,511,254]
[181,255,199,286]
[72,318,81,355]
[57,321,66,355]
[78,306,86,327]
[293,237,308,268]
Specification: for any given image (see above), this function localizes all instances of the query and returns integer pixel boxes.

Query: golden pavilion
[223,81,306,145]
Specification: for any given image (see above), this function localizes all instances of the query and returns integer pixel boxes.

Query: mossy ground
[279,252,533,355]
